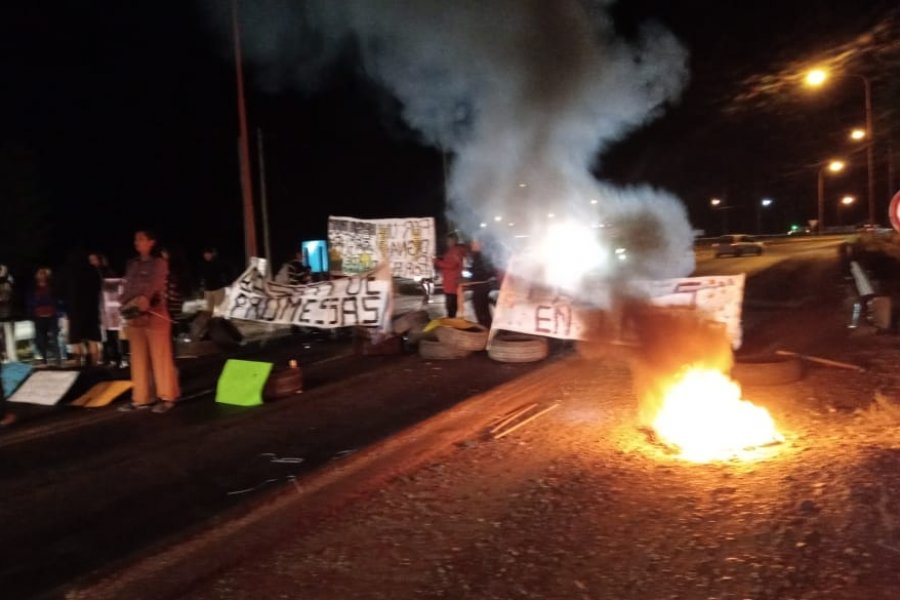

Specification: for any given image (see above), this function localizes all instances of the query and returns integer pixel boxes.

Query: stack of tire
[417,318,549,364]
[419,318,488,360]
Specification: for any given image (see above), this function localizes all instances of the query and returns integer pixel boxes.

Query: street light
[817,159,846,233]
[850,128,866,141]
[757,198,774,234]
[839,195,856,225]
[709,197,731,234]
[804,67,875,226]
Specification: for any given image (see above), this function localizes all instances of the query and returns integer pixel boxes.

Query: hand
[135,295,150,312]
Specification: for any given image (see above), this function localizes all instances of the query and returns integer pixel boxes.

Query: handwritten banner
[328,216,435,279]
[220,259,392,331]
[492,271,746,348]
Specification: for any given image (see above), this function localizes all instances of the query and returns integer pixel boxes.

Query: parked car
[712,234,764,257]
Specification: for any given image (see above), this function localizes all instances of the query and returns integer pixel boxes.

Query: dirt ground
[177,323,900,600]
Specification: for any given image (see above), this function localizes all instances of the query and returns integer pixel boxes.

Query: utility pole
[257,127,272,266]
[232,0,258,263]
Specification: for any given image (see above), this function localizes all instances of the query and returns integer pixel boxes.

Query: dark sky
[1,1,897,274]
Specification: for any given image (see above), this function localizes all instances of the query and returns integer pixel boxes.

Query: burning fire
[652,368,783,463]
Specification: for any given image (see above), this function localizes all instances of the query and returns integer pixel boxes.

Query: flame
[651,368,783,462]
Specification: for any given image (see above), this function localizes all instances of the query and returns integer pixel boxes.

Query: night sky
[1,1,898,276]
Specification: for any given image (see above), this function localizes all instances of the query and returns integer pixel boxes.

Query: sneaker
[118,402,154,412]
[151,401,177,414]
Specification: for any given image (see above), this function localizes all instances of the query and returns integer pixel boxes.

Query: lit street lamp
[805,67,875,226]
[709,197,731,234]
[817,159,845,233]
[757,198,774,234]
[850,128,866,141]
[839,195,856,226]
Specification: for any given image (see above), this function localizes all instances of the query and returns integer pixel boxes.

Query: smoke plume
[208,0,694,284]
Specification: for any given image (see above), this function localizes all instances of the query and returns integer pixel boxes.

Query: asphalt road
[1,235,851,599]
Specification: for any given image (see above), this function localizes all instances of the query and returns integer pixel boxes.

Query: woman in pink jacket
[433,232,468,318]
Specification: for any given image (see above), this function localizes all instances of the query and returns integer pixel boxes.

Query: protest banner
[219,259,392,332]
[492,270,746,348]
[328,216,435,279]
[101,278,124,331]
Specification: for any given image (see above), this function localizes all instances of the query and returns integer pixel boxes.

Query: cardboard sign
[71,381,133,408]
[328,216,435,278]
[220,260,392,332]
[215,359,273,407]
[8,370,80,406]
[492,270,746,348]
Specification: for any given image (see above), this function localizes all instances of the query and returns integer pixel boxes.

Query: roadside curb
[64,353,577,600]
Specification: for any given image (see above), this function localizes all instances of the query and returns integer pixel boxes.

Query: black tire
[731,355,804,386]
[488,333,549,363]
[435,321,489,351]
[419,339,470,360]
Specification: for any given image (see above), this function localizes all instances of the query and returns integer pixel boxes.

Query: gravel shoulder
[183,330,900,600]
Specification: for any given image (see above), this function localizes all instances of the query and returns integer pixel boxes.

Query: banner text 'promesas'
[228,275,385,327]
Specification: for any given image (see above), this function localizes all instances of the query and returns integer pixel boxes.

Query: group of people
[0,233,236,421]
[433,232,498,329]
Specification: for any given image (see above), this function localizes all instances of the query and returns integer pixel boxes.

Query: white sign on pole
[8,370,80,406]
[492,271,746,348]
[328,216,435,279]
[220,260,393,331]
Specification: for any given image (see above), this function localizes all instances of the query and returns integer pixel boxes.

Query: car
[712,234,764,258]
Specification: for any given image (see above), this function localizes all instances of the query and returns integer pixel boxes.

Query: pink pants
[127,323,180,405]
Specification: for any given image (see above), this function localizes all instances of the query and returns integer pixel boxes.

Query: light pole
[232,0,258,263]
[817,159,845,233]
[805,68,875,226]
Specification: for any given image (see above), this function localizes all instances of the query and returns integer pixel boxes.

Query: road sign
[890,191,900,232]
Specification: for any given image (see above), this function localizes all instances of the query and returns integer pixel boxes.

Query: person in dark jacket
[27,267,61,366]
[467,239,496,329]
[198,247,230,314]
[59,250,102,366]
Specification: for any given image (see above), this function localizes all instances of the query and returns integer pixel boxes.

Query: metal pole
[817,168,825,234]
[862,76,875,226]
[232,0,258,262]
[257,127,272,264]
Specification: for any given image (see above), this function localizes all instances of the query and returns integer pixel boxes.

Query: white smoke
[210,0,695,284]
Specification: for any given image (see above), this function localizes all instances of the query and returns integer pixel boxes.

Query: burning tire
[434,321,489,351]
[488,333,549,363]
[419,339,471,360]
[731,355,804,386]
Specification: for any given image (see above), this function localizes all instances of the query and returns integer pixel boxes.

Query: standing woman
[119,230,180,413]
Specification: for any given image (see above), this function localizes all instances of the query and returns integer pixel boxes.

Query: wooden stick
[489,403,539,434]
[775,350,866,373]
[493,403,560,440]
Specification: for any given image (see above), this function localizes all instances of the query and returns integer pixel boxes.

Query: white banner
[492,272,746,348]
[328,216,435,279]
[220,259,392,331]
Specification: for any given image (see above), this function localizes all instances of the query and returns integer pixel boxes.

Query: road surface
[1,235,853,599]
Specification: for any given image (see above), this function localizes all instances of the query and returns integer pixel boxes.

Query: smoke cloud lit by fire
[206,0,695,294]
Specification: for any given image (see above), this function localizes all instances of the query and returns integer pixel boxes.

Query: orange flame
[652,368,783,462]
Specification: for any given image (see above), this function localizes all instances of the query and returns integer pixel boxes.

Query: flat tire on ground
[435,322,489,351]
[419,339,471,360]
[488,333,549,363]
[731,355,804,386]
